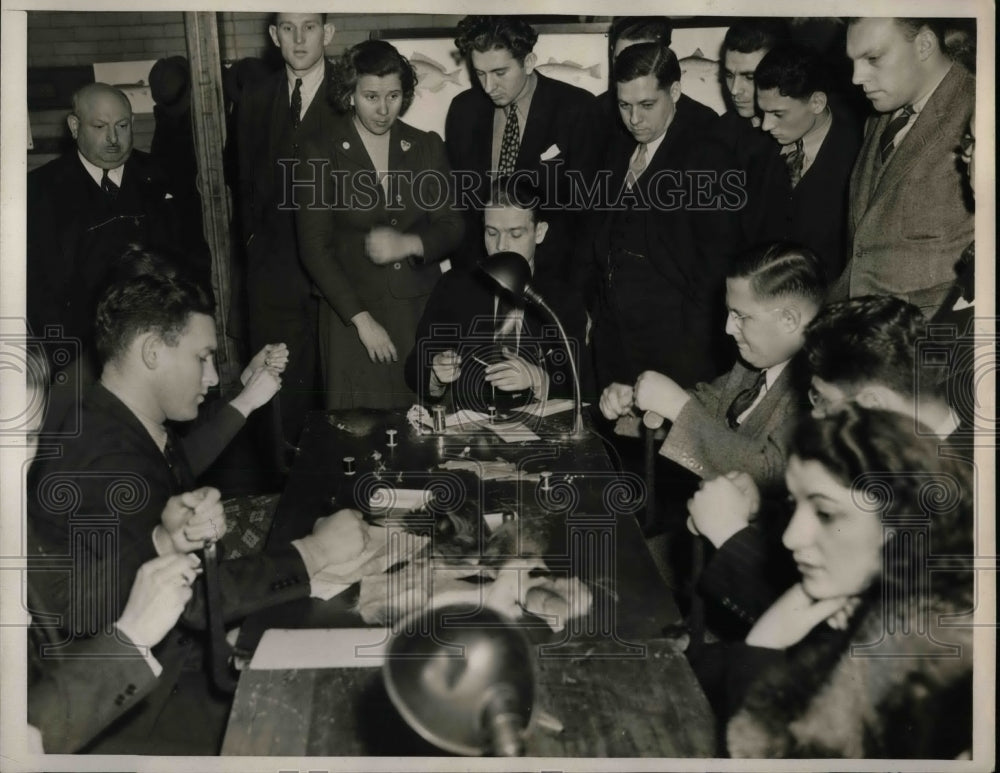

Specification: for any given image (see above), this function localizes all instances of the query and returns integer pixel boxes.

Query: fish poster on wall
[386,26,729,138]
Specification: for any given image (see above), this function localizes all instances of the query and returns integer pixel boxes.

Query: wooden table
[223,408,717,757]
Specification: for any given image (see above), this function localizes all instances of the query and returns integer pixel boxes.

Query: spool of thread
[386,428,398,447]
[540,471,552,492]
[343,456,356,475]
[432,405,447,434]
[488,405,497,423]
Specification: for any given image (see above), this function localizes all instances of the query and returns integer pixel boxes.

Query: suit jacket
[403,266,587,408]
[444,72,599,276]
[712,110,790,249]
[590,107,743,387]
[763,102,863,281]
[296,114,464,326]
[238,67,338,313]
[26,150,184,351]
[835,64,975,313]
[660,359,804,490]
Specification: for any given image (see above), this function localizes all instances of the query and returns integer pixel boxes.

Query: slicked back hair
[754,43,832,100]
[613,42,681,90]
[728,242,827,307]
[722,18,788,56]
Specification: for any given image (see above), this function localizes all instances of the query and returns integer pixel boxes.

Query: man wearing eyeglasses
[600,242,826,493]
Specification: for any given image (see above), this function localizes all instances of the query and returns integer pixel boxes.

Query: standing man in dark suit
[754,44,862,281]
[238,12,336,447]
[445,15,598,281]
[835,18,975,315]
[596,17,718,145]
[591,42,742,392]
[27,83,189,426]
[714,20,790,248]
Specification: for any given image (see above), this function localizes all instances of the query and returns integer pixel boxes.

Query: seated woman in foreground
[715,407,973,758]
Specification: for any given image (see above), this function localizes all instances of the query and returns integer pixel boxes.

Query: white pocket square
[540,144,561,161]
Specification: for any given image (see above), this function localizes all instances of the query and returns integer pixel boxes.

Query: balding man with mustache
[28,82,194,428]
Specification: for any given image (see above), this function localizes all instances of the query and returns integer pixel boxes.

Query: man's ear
[139,333,161,371]
[915,27,937,61]
[809,90,828,115]
[522,51,537,75]
[778,305,803,333]
[66,114,80,139]
[268,25,280,49]
[669,81,682,103]
[534,220,549,244]
[323,22,335,47]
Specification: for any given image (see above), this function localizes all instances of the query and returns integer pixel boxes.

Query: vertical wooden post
[184,12,239,391]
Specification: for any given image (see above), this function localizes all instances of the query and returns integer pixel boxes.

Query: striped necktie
[878,104,914,165]
[783,139,805,187]
[626,142,648,189]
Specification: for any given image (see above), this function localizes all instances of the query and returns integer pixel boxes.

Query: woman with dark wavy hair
[297,39,463,408]
[719,406,973,758]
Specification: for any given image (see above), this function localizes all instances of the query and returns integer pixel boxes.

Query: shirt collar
[911,64,952,115]
[798,107,833,166]
[77,151,124,188]
[100,378,168,452]
[503,71,537,120]
[285,57,325,98]
[763,359,790,390]
[638,118,671,163]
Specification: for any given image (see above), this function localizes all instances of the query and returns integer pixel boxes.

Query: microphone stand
[522,287,585,438]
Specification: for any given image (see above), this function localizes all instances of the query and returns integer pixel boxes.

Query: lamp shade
[383,604,535,756]
[478,251,532,301]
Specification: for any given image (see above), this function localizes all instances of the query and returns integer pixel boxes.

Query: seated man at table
[404,180,587,417]
[27,272,369,753]
[684,294,964,643]
[600,242,826,495]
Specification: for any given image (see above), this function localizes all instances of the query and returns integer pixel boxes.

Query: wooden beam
[184,12,240,392]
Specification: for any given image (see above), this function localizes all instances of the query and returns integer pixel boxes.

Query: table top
[225,408,716,757]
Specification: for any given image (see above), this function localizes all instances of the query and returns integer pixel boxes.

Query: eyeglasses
[956,133,975,165]
[727,307,784,326]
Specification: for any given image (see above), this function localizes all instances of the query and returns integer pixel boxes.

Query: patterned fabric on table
[219,493,280,560]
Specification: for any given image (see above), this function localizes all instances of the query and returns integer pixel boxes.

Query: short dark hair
[754,43,831,100]
[613,42,681,90]
[722,19,788,56]
[328,40,416,116]
[803,295,944,400]
[94,273,214,368]
[728,242,827,307]
[609,16,673,50]
[270,12,329,27]
[454,16,538,62]
[485,176,542,223]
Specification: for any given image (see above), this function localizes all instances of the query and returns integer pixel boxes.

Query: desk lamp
[478,251,585,437]
[383,604,535,756]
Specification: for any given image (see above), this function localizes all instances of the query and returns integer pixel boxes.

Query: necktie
[878,105,914,165]
[163,432,187,489]
[627,142,648,189]
[783,139,805,187]
[725,369,767,429]
[290,77,303,130]
[495,294,521,350]
[100,169,119,201]
[497,104,519,177]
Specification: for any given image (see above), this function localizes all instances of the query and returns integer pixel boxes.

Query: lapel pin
[342,141,350,150]
[400,139,411,152]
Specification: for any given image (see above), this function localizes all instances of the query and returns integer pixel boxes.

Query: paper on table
[513,398,575,418]
[310,525,430,601]
[368,486,432,513]
[248,628,389,669]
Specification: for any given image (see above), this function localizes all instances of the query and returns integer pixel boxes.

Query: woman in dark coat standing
[297,40,463,408]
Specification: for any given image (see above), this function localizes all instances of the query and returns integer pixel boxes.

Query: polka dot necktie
[497,104,519,177]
